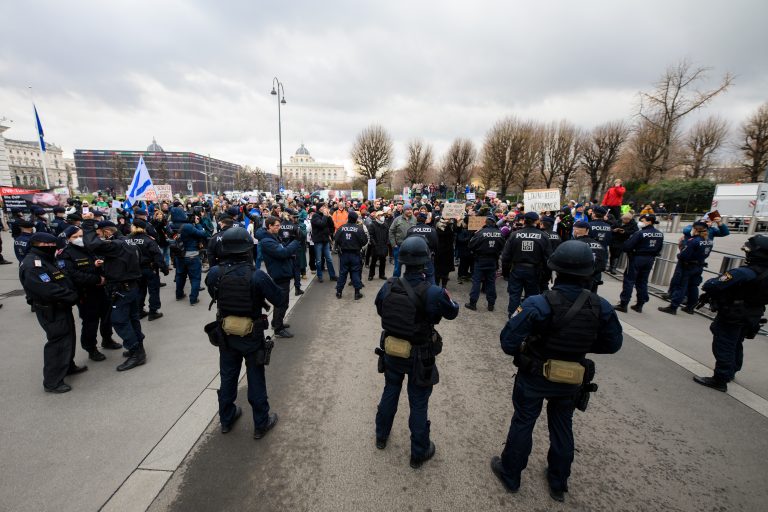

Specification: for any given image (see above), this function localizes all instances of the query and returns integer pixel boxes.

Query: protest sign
[441,202,465,220]
[467,215,486,231]
[0,187,68,213]
[153,185,173,201]
[524,188,560,213]
[466,192,476,200]
[485,190,497,199]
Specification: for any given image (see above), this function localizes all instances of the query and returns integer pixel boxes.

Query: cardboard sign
[524,188,560,213]
[441,202,465,220]
[467,215,486,231]
[153,185,173,201]
[144,188,157,201]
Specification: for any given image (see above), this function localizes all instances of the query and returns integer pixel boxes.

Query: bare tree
[581,120,629,199]
[540,120,584,195]
[740,103,768,183]
[403,139,434,185]
[109,153,130,193]
[234,166,255,191]
[481,117,528,196]
[514,121,545,193]
[638,59,733,176]
[350,124,394,181]
[441,138,477,189]
[684,116,729,179]
[628,117,666,183]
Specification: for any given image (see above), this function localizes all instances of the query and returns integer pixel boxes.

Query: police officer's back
[501,212,552,317]
[615,214,664,313]
[207,215,234,268]
[491,241,622,501]
[205,227,284,438]
[334,210,368,299]
[465,217,504,311]
[587,207,613,251]
[14,220,35,263]
[572,220,607,292]
[374,236,459,469]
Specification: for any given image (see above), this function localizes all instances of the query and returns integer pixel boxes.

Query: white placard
[485,190,497,199]
[466,193,476,200]
[153,185,173,201]
[441,203,465,220]
[368,179,377,201]
[524,188,560,213]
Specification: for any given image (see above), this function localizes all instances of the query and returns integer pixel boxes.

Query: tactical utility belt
[112,280,138,291]
[515,352,585,385]
[382,332,442,359]
[221,315,269,336]
[384,336,412,358]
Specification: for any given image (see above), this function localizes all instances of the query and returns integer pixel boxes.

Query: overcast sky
[1,0,765,176]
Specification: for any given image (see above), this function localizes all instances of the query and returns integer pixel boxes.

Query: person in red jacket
[601,179,625,219]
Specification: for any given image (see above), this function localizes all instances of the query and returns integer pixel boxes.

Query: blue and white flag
[34,104,46,152]
[125,156,154,208]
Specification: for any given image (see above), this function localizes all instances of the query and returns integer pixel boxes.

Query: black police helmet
[398,236,431,266]
[547,240,595,277]
[743,235,768,265]
[220,227,253,256]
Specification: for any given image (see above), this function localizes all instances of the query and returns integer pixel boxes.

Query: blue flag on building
[34,104,46,152]
[124,156,154,208]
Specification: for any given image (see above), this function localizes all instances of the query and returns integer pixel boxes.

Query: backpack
[169,231,185,258]
[381,278,433,344]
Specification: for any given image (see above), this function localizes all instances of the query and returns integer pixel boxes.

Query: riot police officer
[374,236,459,468]
[280,208,306,296]
[205,227,284,438]
[82,214,147,371]
[405,212,439,285]
[692,235,768,392]
[465,216,504,311]
[658,220,713,315]
[334,210,368,300]
[14,220,35,263]
[615,214,664,313]
[491,241,622,502]
[572,220,607,293]
[126,219,169,321]
[59,226,120,361]
[501,211,552,317]
[20,232,85,393]
[207,215,234,268]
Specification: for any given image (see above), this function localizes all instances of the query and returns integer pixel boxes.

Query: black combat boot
[464,302,477,311]
[658,305,676,315]
[253,413,279,439]
[681,306,695,315]
[88,349,107,362]
[613,302,628,313]
[354,290,363,300]
[101,339,123,350]
[117,345,146,372]
[630,303,643,313]
[693,375,727,392]
[409,441,436,469]
[148,311,164,321]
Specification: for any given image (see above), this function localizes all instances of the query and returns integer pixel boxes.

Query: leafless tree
[109,153,130,193]
[480,117,528,196]
[684,116,729,179]
[234,166,255,191]
[581,120,629,199]
[540,120,584,195]
[441,138,477,189]
[638,59,733,176]
[403,139,434,185]
[628,117,666,183]
[350,124,394,181]
[740,103,768,183]
[514,121,545,193]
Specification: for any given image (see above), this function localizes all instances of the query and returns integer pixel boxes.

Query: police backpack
[380,278,433,345]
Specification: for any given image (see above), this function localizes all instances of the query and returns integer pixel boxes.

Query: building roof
[147,137,164,152]
[296,144,310,156]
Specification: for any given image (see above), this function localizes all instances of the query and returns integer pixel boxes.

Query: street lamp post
[270,77,287,193]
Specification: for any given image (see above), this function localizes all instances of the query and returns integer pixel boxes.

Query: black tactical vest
[535,290,601,360]
[106,240,142,282]
[216,263,260,317]
[381,278,433,344]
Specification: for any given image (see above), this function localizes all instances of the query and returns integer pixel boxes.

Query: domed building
[283,144,346,187]
[146,137,164,152]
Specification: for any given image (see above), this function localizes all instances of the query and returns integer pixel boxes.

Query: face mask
[376,217,385,224]
[71,238,85,247]
[38,246,57,258]
[638,221,648,228]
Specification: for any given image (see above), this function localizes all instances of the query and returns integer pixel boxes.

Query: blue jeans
[375,364,433,458]
[392,246,401,277]
[336,252,363,292]
[175,256,202,303]
[507,268,540,317]
[111,286,144,351]
[162,246,170,267]
[314,242,336,280]
[499,371,579,493]
[620,255,655,305]
[218,346,270,429]
[255,244,263,270]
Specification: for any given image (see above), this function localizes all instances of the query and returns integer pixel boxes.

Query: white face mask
[638,221,648,228]
[71,238,85,247]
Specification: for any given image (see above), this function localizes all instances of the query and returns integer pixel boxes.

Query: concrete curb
[99,274,316,511]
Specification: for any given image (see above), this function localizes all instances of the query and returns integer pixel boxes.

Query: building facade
[2,135,68,190]
[74,138,241,196]
[282,144,347,189]
[0,122,10,187]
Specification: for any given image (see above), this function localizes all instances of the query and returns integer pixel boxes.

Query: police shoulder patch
[719,272,732,282]
[39,273,51,282]
[57,260,66,269]
[512,306,523,317]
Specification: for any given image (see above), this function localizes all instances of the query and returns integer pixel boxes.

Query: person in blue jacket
[257,216,300,338]
[170,206,208,305]
[491,241,622,502]
[659,221,713,315]
[682,213,729,241]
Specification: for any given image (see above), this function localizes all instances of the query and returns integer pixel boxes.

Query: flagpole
[29,86,51,190]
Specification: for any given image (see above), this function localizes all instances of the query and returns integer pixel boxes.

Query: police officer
[572,220,607,293]
[538,216,560,290]
[614,214,664,313]
[205,227,284,438]
[51,206,68,235]
[207,215,234,268]
[81,213,147,371]
[14,220,35,263]
[374,236,459,468]
[658,220,713,315]
[9,207,26,238]
[692,235,768,392]
[465,216,504,311]
[501,211,552,318]
[59,226,121,361]
[20,232,85,393]
[334,210,369,300]
[588,207,612,251]
[32,207,52,234]
[280,208,306,297]
[491,241,622,501]
[126,219,169,321]
[405,212,439,285]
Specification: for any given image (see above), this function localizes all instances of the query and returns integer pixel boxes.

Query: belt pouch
[222,316,254,336]
[543,359,585,385]
[384,336,412,358]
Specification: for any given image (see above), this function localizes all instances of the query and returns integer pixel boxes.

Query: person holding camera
[170,206,208,305]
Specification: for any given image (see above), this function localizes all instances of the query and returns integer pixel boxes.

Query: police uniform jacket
[468,225,504,263]
[501,283,622,360]
[588,220,613,250]
[20,247,79,307]
[279,220,305,246]
[501,226,552,274]
[703,266,768,329]
[677,235,713,266]
[34,218,52,234]
[622,225,664,256]
[334,221,368,252]
[574,235,608,273]
[14,232,33,262]
[126,232,168,272]
[58,243,103,292]
[406,222,438,255]
[81,219,142,284]
[52,217,67,236]
[207,227,230,268]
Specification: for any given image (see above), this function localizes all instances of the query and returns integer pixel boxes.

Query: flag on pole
[34,104,46,152]
[124,156,154,208]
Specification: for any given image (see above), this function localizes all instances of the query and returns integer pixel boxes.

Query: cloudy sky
[1,0,765,176]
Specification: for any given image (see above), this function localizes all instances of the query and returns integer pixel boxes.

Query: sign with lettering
[467,215,486,231]
[524,188,560,213]
[441,202,465,220]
